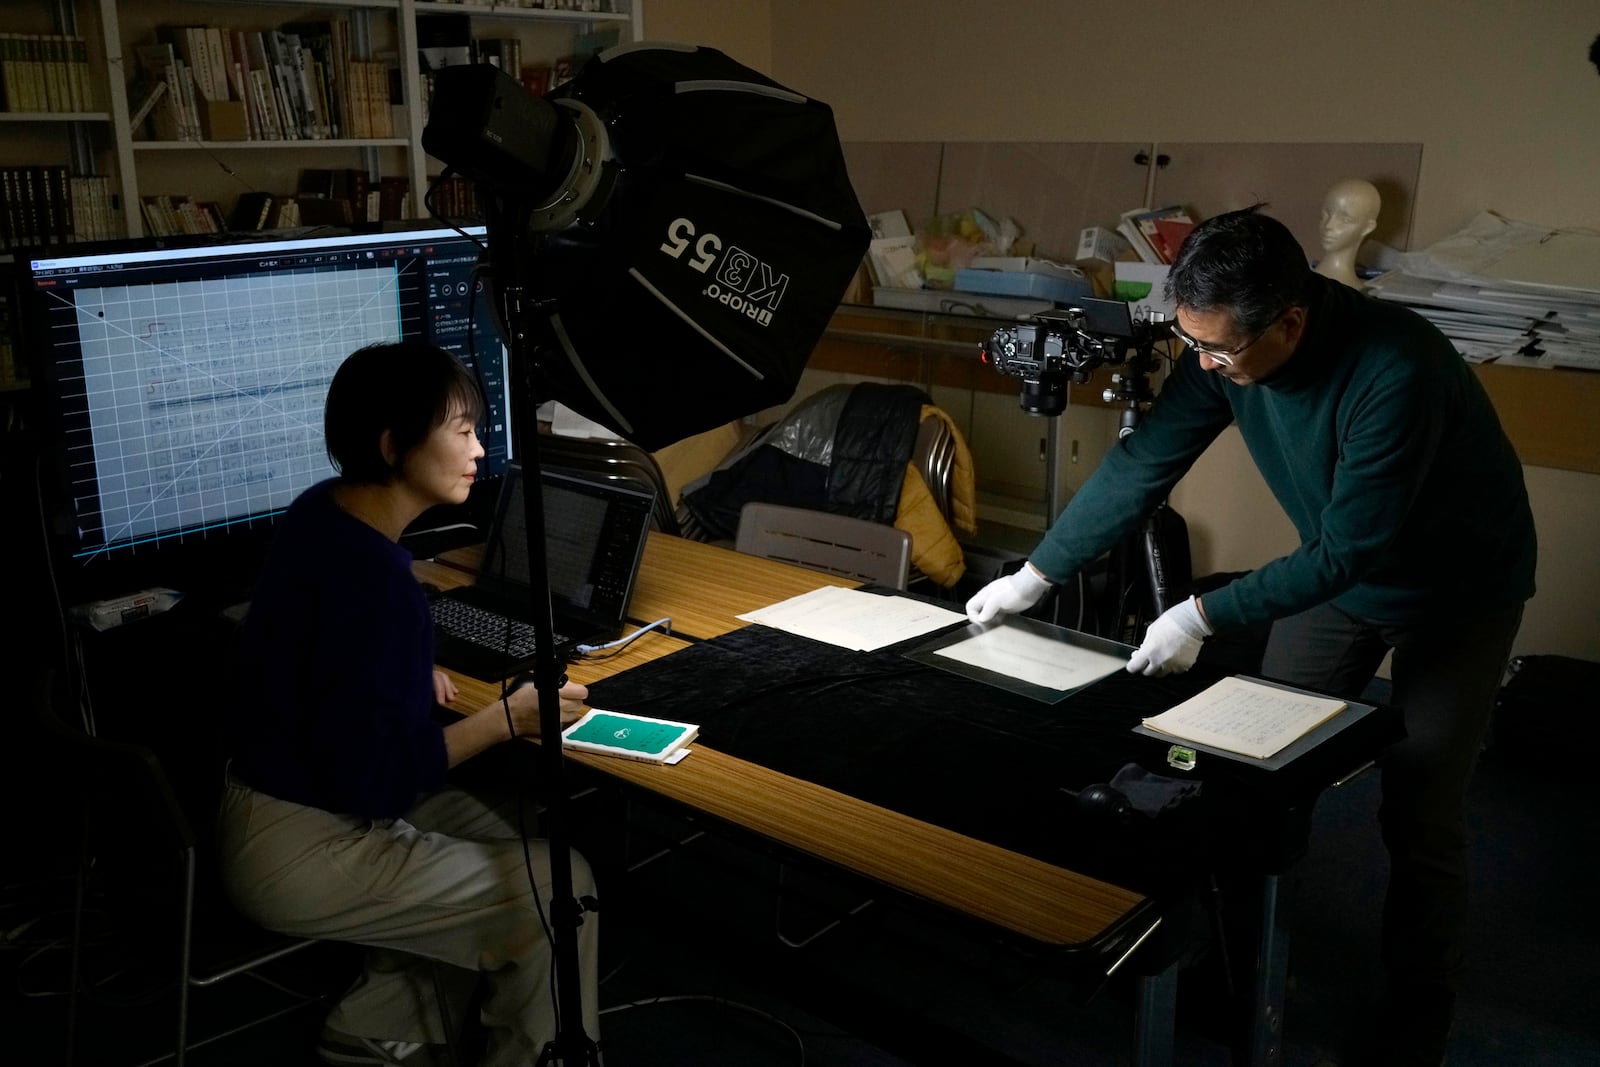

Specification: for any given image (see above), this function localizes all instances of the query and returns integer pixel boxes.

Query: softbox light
[424,43,871,451]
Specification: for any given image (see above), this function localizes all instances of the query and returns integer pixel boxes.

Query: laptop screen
[481,465,655,630]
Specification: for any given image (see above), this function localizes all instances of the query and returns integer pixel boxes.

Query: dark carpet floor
[6,732,1595,1067]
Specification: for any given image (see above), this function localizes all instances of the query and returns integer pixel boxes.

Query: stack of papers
[1366,212,1600,369]
[737,586,965,652]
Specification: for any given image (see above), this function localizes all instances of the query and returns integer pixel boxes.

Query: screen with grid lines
[20,224,510,598]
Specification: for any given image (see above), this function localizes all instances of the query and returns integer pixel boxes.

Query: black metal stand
[481,196,603,1067]
[1093,327,1188,645]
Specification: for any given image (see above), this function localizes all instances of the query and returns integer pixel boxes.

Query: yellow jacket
[893,405,977,587]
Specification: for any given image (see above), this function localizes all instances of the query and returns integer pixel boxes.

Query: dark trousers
[1260,599,1524,1000]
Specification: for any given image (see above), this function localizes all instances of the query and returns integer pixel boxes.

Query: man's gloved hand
[1126,596,1212,676]
[965,563,1053,625]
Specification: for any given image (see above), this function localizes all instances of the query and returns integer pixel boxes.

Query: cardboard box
[1076,226,1125,266]
[199,98,247,141]
[1113,262,1175,320]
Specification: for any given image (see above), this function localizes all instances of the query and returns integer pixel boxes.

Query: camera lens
[1019,374,1067,417]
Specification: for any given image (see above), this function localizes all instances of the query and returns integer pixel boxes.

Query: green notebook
[561,709,699,763]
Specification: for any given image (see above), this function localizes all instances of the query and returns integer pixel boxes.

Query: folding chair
[734,501,912,590]
[29,668,464,1067]
[730,502,914,944]
[537,431,681,535]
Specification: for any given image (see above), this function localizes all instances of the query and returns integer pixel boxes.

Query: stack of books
[131,21,398,143]
[1,165,122,248]
[1116,205,1196,266]
[0,33,98,113]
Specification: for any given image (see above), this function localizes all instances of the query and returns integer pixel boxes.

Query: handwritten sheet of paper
[737,585,965,651]
[932,624,1126,692]
[1142,676,1348,759]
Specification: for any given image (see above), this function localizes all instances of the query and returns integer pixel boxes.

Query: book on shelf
[416,13,472,72]
[521,64,551,98]
[1,33,94,113]
[134,43,187,139]
[226,191,275,232]
[127,77,168,131]
[376,176,410,221]
[1,164,79,249]
[157,26,217,104]
[0,34,38,111]
[266,196,301,229]
[0,287,22,387]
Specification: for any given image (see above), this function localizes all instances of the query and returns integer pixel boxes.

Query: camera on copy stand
[980,296,1173,419]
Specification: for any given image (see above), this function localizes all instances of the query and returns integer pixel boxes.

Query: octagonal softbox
[428,44,871,451]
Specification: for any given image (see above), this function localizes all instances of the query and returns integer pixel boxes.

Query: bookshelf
[1,0,133,251]
[4,0,641,244]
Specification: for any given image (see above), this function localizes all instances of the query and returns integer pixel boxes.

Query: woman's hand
[432,669,459,705]
[504,678,590,738]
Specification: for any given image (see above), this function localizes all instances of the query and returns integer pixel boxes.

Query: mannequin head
[1314,178,1380,288]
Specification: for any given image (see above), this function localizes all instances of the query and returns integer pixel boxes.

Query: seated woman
[217,340,599,1066]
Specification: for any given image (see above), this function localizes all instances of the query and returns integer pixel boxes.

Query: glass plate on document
[905,615,1135,704]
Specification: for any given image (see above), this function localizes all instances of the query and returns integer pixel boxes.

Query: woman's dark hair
[1165,205,1312,333]
[324,341,483,484]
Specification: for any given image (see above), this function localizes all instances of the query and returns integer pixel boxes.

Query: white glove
[1127,596,1213,676]
[965,563,1053,625]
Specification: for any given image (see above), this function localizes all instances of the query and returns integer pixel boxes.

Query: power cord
[576,617,672,659]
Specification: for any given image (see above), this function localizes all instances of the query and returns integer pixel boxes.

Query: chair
[911,413,957,522]
[536,431,681,535]
[27,668,320,1066]
[28,668,464,1067]
[734,502,912,590]
[728,504,912,946]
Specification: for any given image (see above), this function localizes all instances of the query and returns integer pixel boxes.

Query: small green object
[1166,745,1198,772]
[565,712,690,756]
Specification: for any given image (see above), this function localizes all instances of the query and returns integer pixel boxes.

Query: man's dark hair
[324,341,484,484]
[1165,204,1313,333]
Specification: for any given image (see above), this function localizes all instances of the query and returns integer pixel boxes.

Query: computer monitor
[18,223,510,604]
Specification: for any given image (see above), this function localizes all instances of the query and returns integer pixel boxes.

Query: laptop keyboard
[431,597,569,661]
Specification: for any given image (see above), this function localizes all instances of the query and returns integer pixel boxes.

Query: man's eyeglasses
[1170,319,1274,367]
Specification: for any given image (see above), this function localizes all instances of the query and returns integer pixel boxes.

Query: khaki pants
[217,777,600,1065]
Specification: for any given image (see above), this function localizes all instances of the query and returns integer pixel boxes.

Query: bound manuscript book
[1141,676,1347,760]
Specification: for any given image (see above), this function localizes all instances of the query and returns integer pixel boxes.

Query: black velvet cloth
[585,615,1368,894]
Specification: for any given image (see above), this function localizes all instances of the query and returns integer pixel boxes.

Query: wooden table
[417,533,1150,951]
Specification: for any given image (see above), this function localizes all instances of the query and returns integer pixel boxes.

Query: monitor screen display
[19,223,509,602]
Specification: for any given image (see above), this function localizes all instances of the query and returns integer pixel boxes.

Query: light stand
[422,50,870,1061]
[1096,332,1187,645]
[480,192,602,1067]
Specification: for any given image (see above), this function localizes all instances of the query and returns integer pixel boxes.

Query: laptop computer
[429,463,656,681]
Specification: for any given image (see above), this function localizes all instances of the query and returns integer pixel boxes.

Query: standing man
[965,206,1534,1066]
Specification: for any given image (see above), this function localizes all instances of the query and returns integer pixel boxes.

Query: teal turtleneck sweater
[1029,275,1536,631]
